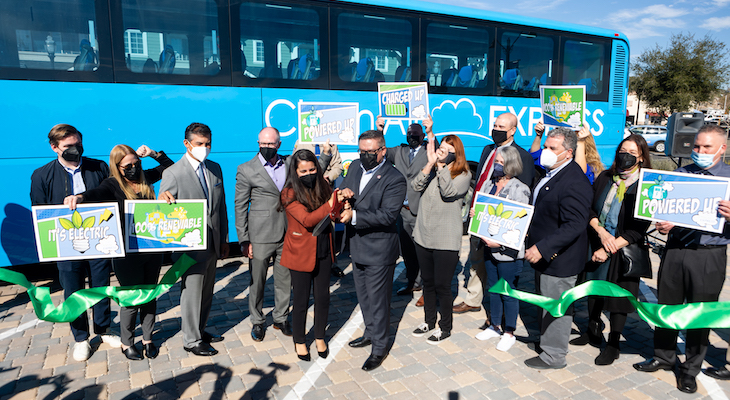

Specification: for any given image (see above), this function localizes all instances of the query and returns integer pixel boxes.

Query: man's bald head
[258,127,281,144]
[493,112,518,145]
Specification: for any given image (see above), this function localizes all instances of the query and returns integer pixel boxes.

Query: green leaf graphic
[502,210,513,219]
[488,205,496,215]
[82,217,95,228]
[496,203,504,216]
[58,218,74,230]
[72,211,83,228]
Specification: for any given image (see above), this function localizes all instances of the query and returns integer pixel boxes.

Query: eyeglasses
[259,142,279,148]
[119,162,138,171]
[358,146,384,156]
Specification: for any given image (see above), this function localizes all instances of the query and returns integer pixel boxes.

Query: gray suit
[234,155,290,325]
[159,156,228,348]
[386,143,435,287]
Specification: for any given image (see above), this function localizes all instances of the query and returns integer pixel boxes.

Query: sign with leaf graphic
[468,193,534,250]
[125,200,207,253]
[539,85,586,129]
[31,203,124,262]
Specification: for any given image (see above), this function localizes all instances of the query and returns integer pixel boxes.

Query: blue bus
[0,0,628,268]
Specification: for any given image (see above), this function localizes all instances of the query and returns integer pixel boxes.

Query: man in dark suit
[456,112,535,318]
[159,122,229,356]
[339,130,407,371]
[523,126,592,369]
[376,115,437,297]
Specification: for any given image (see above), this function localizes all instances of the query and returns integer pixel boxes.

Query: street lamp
[44,35,56,70]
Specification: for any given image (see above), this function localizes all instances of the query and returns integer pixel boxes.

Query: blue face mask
[691,148,720,169]
[492,163,505,179]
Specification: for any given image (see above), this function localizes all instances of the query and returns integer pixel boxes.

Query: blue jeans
[57,259,112,342]
[486,257,522,333]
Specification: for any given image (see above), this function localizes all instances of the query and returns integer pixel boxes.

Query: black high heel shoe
[122,345,143,361]
[316,340,329,359]
[295,344,311,362]
[144,342,158,359]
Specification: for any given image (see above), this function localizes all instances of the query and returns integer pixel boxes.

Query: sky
[422,0,730,66]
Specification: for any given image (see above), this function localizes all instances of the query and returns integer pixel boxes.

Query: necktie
[197,164,209,200]
[471,148,496,208]
[409,148,416,163]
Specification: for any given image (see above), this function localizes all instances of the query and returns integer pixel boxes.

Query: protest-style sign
[539,85,586,129]
[32,203,124,262]
[377,82,429,121]
[634,168,730,234]
[468,193,534,250]
[298,101,359,145]
[125,200,207,253]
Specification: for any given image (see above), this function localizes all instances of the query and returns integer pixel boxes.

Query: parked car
[628,125,667,153]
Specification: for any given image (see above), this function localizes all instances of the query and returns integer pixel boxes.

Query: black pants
[415,244,459,333]
[654,246,726,376]
[397,211,420,288]
[57,259,112,342]
[291,256,332,344]
[112,253,163,346]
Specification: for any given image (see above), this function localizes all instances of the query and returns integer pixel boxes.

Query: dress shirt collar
[258,153,284,168]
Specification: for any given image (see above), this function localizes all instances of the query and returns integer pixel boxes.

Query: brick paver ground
[0,231,729,399]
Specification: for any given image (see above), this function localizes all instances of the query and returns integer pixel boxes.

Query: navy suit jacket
[340,159,406,266]
[475,141,535,188]
[527,160,592,277]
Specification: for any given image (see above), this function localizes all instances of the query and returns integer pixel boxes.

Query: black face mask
[300,173,317,189]
[492,129,508,145]
[617,152,637,171]
[61,145,83,163]
[406,135,423,149]
[442,152,456,165]
[260,147,277,162]
[123,162,142,182]
[360,152,380,171]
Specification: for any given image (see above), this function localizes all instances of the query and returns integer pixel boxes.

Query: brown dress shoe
[453,302,481,314]
[415,295,424,307]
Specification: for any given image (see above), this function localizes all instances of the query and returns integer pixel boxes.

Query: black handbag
[619,241,652,279]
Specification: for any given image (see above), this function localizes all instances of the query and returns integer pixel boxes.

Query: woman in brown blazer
[279,149,346,361]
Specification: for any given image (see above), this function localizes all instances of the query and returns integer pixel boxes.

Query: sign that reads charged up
[377,82,429,121]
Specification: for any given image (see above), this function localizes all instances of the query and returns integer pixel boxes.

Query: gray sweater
[412,167,472,251]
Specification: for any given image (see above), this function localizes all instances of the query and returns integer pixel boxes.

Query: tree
[631,33,730,116]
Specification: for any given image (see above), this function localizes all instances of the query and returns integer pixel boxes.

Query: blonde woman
[65,144,173,360]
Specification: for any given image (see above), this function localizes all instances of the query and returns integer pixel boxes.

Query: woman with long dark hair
[278,149,347,361]
[570,134,652,365]
[410,135,471,344]
[64,144,174,360]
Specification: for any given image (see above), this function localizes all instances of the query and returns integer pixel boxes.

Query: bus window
[0,1,99,72]
[562,40,606,95]
[426,22,490,91]
[498,31,555,97]
[121,0,220,75]
[239,3,321,80]
[336,13,412,83]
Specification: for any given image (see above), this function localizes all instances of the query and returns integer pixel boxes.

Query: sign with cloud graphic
[125,200,207,253]
[31,203,124,261]
[377,82,429,121]
[298,101,359,145]
[634,169,730,233]
[540,85,585,129]
[469,193,534,250]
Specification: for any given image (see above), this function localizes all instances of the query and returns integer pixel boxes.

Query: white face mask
[539,149,566,170]
[191,146,210,162]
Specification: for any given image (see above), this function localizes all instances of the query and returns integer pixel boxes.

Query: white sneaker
[412,323,434,337]
[426,329,451,345]
[100,333,122,348]
[496,334,517,352]
[476,326,502,341]
[72,340,92,362]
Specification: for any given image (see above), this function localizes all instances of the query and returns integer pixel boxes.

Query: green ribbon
[0,254,195,323]
[489,278,730,330]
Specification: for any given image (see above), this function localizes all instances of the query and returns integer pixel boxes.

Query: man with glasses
[339,130,407,371]
[235,127,292,342]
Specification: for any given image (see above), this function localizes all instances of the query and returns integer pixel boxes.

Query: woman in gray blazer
[410,135,471,344]
[474,146,531,352]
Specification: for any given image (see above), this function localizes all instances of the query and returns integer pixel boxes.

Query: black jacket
[475,141,535,189]
[528,160,592,277]
[30,157,109,206]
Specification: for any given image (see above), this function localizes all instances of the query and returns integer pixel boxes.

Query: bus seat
[353,58,374,82]
[457,65,478,88]
[159,45,176,74]
[241,52,247,75]
[298,54,314,80]
[525,76,537,91]
[374,70,385,82]
[142,58,157,73]
[578,78,597,94]
[73,39,97,71]
[260,64,282,78]
[540,73,548,84]
[441,67,458,86]
[394,66,411,82]
[501,68,522,90]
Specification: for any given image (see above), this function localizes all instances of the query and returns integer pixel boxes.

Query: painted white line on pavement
[0,319,39,341]
[284,263,406,400]
[639,281,728,399]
